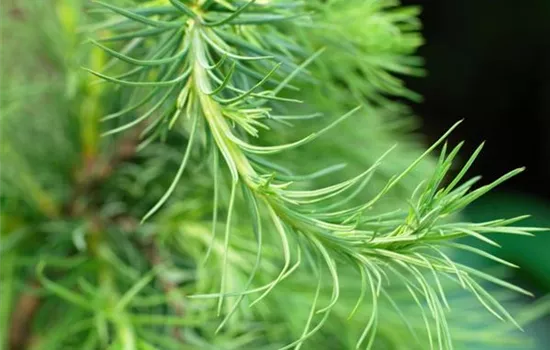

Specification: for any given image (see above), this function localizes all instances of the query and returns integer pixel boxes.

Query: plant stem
[7,281,41,350]
[190,24,257,184]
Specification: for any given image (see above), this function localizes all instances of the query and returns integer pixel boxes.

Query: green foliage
[1,1,548,349]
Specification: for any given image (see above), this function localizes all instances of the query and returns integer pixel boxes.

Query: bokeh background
[402,0,550,346]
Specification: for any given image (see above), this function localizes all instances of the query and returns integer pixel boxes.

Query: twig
[8,282,40,350]
[8,127,144,349]
[67,126,144,217]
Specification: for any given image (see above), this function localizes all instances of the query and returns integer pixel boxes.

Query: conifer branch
[2,0,546,349]
[81,1,546,348]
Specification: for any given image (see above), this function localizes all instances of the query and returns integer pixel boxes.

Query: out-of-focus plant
[1,1,548,349]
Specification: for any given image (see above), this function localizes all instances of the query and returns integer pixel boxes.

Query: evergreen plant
[1,1,548,349]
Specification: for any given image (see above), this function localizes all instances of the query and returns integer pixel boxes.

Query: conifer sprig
[79,1,547,348]
[2,0,546,349]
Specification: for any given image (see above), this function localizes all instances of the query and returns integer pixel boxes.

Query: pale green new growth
[1,0,548,349]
